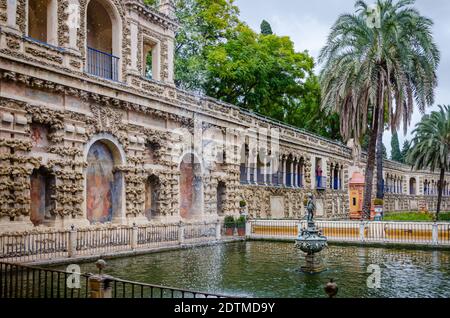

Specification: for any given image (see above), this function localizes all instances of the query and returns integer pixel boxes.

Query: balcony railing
[87,47,119,81]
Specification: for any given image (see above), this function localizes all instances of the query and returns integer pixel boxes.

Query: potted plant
[224,215,235,236]
[239,200,248,216]
[236,216,246,236]
[373,198,384,221]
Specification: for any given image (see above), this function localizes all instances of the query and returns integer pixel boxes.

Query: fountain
[295,194,328,273]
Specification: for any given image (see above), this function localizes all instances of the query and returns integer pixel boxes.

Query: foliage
[383,212,450,222]
[239,200,247,207]
[224,215,236,228]
[401,140,411,164]
[319,0,440,218]
[260,20,273,35]
[407,105,450,219]
[373,198,384,206]
[391,131,402,162]
[361,134,387,159]
[236,216,246,228]
[173,0,241,91]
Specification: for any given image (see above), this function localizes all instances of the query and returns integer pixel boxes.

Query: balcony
[316,176,327,190]
[87,47,119,81]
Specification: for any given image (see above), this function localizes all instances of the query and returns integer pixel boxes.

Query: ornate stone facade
[0,0,448,233]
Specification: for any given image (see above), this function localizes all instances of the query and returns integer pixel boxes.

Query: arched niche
[86,0,122,80]
[84,134,126,224]
[145,175,161,220]
[179,153,203,219]
[30,167,56,226]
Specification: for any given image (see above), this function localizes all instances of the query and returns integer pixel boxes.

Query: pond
[62,242,450,298]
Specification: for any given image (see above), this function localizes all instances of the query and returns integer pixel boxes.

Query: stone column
[68,226,77,258]
[129,21,140,74]
[293,161,298,188]
[282,157,287,186]
[89,275,113,298]
[6,0,18,30]
[66,0,81,52]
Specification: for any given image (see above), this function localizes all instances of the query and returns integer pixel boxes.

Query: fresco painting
[86,141,121,223]
[30,124,49,152]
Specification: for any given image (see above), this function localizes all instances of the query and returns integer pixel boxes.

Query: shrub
[239,200,247,208]
[236,216,246,228]
[224,215,236,228]
[373,198,384,206]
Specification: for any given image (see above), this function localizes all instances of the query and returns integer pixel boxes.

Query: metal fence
[248,219,450,246]
[0,222,223,264]
[0,262,229,299]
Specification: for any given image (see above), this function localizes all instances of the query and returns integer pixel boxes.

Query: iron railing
[247,219,450,246]
[86,46,119,81]
[0,262,229,299]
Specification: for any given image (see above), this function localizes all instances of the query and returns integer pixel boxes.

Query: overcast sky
[235,0,450,156]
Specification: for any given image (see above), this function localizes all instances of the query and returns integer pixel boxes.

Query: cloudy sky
[235,0,450,156]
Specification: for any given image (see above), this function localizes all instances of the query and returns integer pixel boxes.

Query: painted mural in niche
[30,167,55,226]
[179,154,203,219]
[30,123,49,152]
[86,141,122,224]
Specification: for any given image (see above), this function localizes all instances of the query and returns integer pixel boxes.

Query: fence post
[432,223,438,245]
[245,220,252,238]
[131,223,138,250]
[215,220,221,241]
[88,260,112,298]
[178,222,185,245]
[68,225,77,258]
[359,221,366,242]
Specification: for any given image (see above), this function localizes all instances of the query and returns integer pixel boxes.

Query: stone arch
[30,166,56,226]
[145,175,161,220]
[84,134,126,224]
[179,152,203,219]
[85,0,123,80]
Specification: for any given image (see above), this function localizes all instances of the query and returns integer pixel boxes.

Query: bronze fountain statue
[295,194,328,273]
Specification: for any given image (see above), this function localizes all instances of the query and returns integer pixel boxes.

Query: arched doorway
[86,0,121,80]
[86,140,123,224]
[145,175,161,220]
[410,178,417,195]
[30,167,55,226]
[179,153,203,219]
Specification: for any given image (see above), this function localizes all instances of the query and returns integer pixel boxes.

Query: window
[27,0,57,45]
[143,40,160,80]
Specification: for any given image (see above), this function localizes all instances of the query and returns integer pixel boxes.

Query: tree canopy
[260,20,273,35]
[391,131,402,162]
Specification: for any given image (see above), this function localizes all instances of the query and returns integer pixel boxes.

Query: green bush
[373,198,384,206]
[383,212,450,222]
[236,216,246,228]
[224,215,236,228]
[239,200,247,208]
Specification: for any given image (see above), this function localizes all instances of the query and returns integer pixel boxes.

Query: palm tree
[407,106,450,221]
[319,0,440,219]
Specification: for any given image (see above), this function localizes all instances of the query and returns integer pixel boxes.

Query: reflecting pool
[66,242,450,298]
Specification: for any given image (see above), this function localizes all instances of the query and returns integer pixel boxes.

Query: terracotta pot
[237,227,246,236]
[225,228,234,236]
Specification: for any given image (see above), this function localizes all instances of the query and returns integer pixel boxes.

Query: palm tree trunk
[376,105,385,200]
[362,106,380,220]
[437,168,445,221]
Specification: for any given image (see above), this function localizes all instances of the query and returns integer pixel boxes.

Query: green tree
[260,20,273,35]
[407,106,450,220]
[401,140,411,163]
[319,0,440,219]
[391,131,402,162]
[172,0,241,91]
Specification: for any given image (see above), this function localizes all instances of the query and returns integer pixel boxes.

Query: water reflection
[62,242,450,298]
